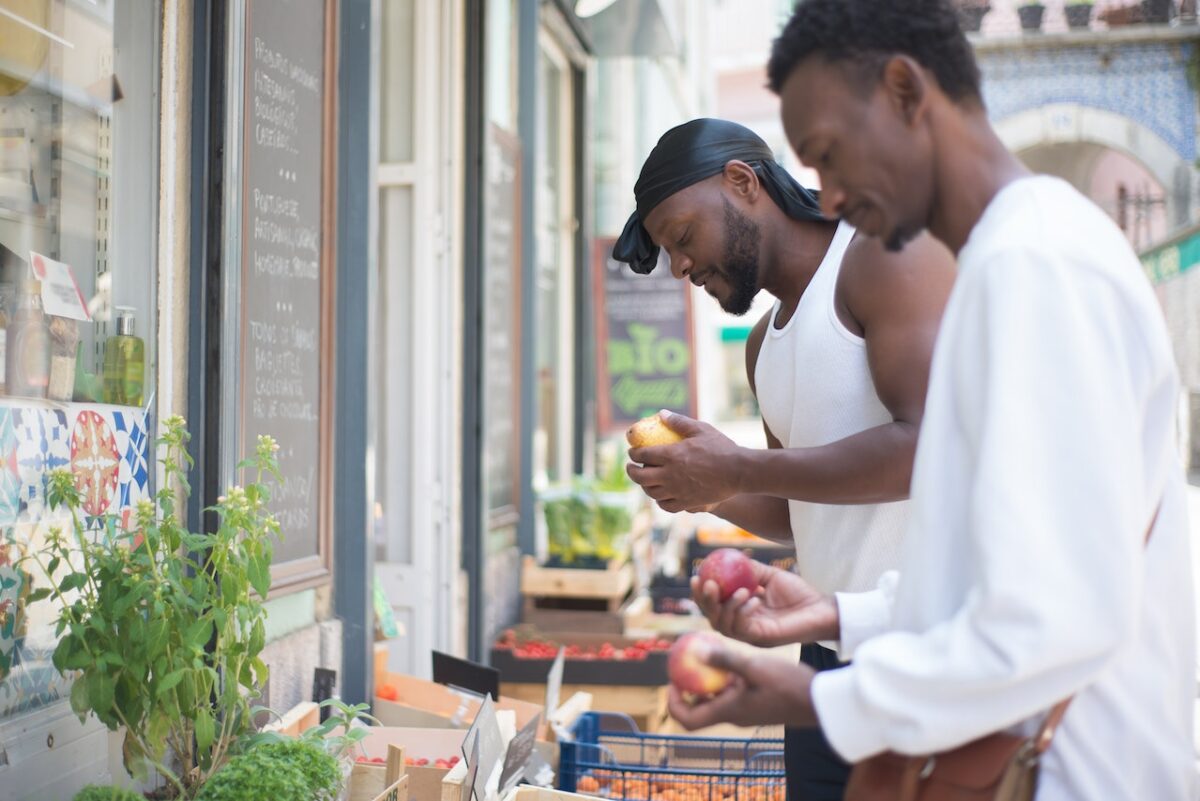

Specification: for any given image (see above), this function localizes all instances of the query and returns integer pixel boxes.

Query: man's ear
[722,160,762,203]
[880,55,929,128]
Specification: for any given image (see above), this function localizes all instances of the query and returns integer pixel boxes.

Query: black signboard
[239,0,335,589]
[593,238,697,434]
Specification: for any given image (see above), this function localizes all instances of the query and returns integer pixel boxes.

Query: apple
[697,548,758,601]
[668,632,730,701]
[626,413,683,449]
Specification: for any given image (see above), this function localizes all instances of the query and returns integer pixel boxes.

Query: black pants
[784,644,850,801]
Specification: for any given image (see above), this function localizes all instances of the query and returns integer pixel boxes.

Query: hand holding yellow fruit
[626,412,684,448]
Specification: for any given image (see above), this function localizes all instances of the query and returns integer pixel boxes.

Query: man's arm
[811,251,1155,760]
[736,232,954,503]
[630,233,955,511]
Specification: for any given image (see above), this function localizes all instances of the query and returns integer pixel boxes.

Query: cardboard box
[500,786,596,801]
[373,671,549,741]
[358,727,467,801]
[490,632,670,686]
[357,725,558,801]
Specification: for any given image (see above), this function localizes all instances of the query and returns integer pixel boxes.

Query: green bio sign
[594,240,697,433]
[608,323,690,416]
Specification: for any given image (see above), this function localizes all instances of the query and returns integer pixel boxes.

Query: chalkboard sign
[482,125,523,522]
[594,237,697,434]
[238,0,335,590]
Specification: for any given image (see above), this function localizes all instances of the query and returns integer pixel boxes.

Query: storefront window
[533,35,576,487]
[0,0,157,722]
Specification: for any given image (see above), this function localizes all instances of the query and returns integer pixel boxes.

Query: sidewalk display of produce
[541,459,641,567]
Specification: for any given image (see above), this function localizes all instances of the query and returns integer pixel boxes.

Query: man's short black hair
[768,0,982,104]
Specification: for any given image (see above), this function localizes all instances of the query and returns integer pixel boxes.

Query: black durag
[612,118,825,275]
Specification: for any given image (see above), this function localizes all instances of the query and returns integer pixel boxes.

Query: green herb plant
[245,697,381,762]
[22,417,282,799]
[195,740,340,801]
[73,786,146,801]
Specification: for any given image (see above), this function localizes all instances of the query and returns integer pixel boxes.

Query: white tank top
[754,221,909,596]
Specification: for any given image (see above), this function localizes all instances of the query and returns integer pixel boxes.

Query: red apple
[668,632,731,701]
[697,548,758,601]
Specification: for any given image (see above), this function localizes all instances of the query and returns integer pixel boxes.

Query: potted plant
[1100,2,1144,24]
[1019,1,1047,31]
[1142,0,1174,23]
[22,417,282,799]
[955,0,992,32]
[1066,0,1095,28]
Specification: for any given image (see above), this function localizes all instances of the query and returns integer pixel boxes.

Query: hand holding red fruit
[626,412,741,514]
[666,646,820,731]
[668,632,732,702]
[697,549,759,601]
[692,559,839,648]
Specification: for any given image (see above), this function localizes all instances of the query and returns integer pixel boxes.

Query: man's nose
[669,252,693,280]
[820,183,846,220]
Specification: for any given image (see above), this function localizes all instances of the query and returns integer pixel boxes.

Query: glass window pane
[381,0,415,162]
[0,0,158,724]
[486,0,517,132]
[375,185,413,564]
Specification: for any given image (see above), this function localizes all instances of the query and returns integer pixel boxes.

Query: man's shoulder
[837,231,956,320]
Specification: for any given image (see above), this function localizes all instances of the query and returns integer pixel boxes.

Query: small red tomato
[417,758,430,766]
[372,757,386,764]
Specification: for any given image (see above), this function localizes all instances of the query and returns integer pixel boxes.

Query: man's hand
[667,644,820,730]
[694,560,839,647]
[627,411,745,513]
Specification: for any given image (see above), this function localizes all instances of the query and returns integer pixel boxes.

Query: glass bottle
[6,280,49,399]
[102,307,144,407]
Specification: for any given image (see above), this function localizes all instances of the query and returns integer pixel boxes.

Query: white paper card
[30,252,91,321]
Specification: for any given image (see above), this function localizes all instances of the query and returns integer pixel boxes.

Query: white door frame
[374,0,465,677]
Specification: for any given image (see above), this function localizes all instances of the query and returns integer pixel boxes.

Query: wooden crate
[501,682,669,734]
[620,595,711,637]
[520,556,634,609]
[348,744,408,801]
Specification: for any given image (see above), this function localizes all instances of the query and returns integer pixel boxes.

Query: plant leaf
[26,586,52,604]
[69,676,90,718]
[156,668,188,698]
[194,706,215,753]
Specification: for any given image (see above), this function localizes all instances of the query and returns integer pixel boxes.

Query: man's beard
[719,198,761,316]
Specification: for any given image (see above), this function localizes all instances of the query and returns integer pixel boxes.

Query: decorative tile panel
[978,41,1198,160]
[0,401,151,714]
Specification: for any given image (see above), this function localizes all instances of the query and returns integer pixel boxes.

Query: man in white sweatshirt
[668,2,1197,799]
[614,118,955,801]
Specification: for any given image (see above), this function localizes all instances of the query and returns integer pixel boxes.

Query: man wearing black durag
[619,119,956,801]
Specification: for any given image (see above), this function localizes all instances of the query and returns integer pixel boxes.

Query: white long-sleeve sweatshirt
[811,176,1197,801]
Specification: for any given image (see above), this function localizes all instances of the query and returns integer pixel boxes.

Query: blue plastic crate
[559,712,786,801]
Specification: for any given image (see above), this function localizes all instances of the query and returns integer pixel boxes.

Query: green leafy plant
[196,740,339,801]
[22,417,282,799]
[73,786,146,801]
[244,697,381,762]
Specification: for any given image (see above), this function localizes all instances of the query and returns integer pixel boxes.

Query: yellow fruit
[626,413,684,448]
